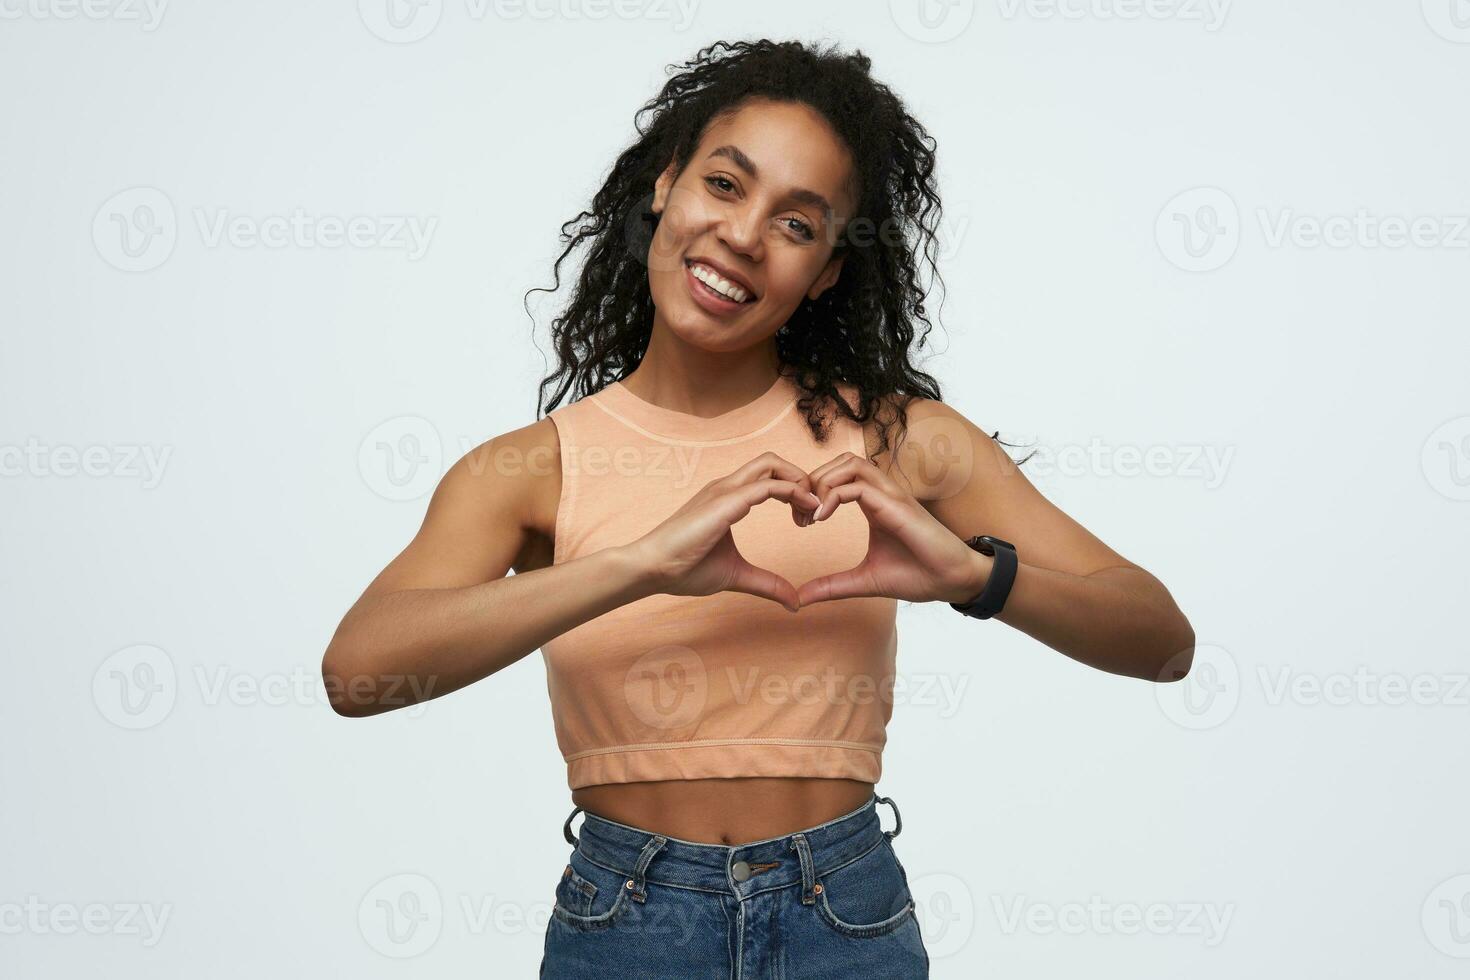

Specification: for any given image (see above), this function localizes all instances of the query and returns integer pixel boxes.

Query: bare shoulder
[839,383,1139,580]
[847,389,1015,504]
[349,413,564,599]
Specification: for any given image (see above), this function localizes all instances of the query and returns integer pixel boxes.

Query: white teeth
[690,262,751,303]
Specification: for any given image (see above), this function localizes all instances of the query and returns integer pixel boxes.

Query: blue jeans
[540,791,929,979]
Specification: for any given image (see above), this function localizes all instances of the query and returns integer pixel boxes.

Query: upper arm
[353,416,560,601]
[874,396,1135,578]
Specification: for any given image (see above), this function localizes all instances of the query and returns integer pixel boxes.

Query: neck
[621,321,785,418]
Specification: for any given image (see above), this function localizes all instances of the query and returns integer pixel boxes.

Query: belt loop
[562,806,583,846]
[627,834,667,903]
[789,833,817,905]
[876,795,902,840]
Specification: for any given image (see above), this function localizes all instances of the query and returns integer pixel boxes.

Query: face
[645,97,856,352]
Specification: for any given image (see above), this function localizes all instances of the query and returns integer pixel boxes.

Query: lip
[685,255,758,300]
[684,261,750,316]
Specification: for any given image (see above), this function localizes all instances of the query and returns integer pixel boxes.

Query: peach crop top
[540,370,900,790]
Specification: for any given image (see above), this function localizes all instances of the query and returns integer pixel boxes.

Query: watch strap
[949,535,1018,620]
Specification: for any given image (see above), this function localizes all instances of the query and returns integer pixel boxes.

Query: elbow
[321,611,387,717]
[321,640,436,718]
[321,645,372,718]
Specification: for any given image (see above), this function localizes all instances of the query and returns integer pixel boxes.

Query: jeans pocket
[812,839,918,939]
[554,862,597,918]
[550,849,632,931]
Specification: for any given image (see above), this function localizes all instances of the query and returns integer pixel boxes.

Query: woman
[322,39,1195,978]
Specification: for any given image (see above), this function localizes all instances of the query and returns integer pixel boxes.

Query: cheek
[646,216,689,277]
[759,258,822,308]
[645,201,720,290]
[649,185,715,262]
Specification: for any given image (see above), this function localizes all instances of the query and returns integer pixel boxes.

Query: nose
[715,199,764,263]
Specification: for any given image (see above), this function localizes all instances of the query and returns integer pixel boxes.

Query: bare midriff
[571,777,875,845]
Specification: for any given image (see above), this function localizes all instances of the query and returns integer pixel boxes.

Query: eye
[783,216,816,242]
[704,175,815,242]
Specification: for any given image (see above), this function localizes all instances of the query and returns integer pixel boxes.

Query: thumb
[795,561,876,607]
[727,558,801,614]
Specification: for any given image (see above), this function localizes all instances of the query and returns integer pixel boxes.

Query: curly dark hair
[527,38,1027,466]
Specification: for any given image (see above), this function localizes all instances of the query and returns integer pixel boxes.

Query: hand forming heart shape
[625,450,989,613]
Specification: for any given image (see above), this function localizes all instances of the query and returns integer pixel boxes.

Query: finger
[796,561,878,606]
[803,449,856,487]
[728,557,801,613]
[810,472,910,536]
[722,452,822,523]
[807,454,906,522]
[717,477,822,528]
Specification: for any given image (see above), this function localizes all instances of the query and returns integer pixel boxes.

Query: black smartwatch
[949,535,1018,620]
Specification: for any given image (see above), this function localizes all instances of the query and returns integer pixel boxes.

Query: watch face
[980,535,1013,553]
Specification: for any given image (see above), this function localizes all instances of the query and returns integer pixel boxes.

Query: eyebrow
[707,144,836,221]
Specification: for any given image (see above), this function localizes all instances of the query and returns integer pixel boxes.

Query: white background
[3,1,1468,977]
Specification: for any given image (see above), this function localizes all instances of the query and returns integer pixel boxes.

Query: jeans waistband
[560,792,903,902]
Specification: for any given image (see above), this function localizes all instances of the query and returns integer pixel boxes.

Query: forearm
[323,544,657,716]
[952,555,1195,682]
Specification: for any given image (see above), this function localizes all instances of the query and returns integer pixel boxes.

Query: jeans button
[731,860,751,882]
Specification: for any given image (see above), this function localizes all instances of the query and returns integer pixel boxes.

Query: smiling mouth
[685,258,757,304]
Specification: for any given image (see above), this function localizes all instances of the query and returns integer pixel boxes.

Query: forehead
[693,98,856,218]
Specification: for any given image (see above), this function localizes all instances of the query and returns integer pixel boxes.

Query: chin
[666,313,762,351]
[650,281,761,348]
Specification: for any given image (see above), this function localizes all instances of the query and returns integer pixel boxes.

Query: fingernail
[806,490,821,506]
